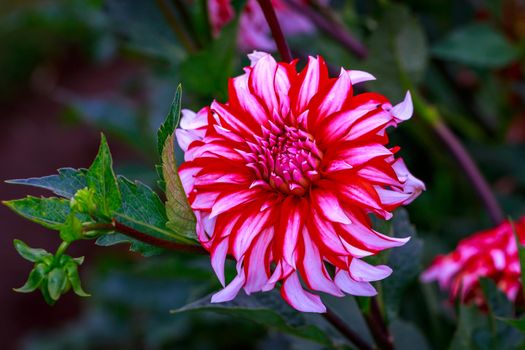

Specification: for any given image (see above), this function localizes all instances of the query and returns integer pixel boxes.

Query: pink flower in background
[421,217,525,306]
[176,52,424,312]
[208,0,317,51]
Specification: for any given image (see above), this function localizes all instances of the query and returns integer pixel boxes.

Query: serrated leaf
[6,167,88,199]
[4,197,71,230]
[47,267,68,301]
[86,134,121,218]
[382,209,423,321]
[172,291,338,347]
[163,133,197,241]
[365,3,428,100]
[97,176,193,256]
[157,85,182,156]
[14,263,47,293]
[432,23,518,68]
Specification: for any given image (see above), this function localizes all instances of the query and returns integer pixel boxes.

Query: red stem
[433,121,505,224]
[323,309,373,350]
[256,0,293,62]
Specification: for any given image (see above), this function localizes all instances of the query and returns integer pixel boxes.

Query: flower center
[247,124,322,196]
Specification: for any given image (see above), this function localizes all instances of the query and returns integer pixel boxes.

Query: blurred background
[1,0,524,349]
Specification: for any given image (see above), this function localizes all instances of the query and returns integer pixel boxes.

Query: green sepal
[14,263,47,293]
[59,213,83,243]
[13,239,52,263]
[65,261,90,297]
[40,280,56,306]
[47,267,68,301]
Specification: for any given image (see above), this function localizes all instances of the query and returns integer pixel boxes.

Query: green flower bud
[70,187,96,215]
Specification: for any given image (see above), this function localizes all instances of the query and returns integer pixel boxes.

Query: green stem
[55,241,71,259]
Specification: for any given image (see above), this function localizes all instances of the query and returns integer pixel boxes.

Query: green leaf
[499,317,525,333]
[180,20,238,100]
[4,197,71,230]
[511,220,525,295]
[59,213,83,243]
[14,263,47,293]
[480,278,513,318]
[47,267,68,301]
[6,167,88,199]
[432,23,518,68]
[382,209,423,321]
[86,134,121,218]
[157,84,182,157]
[365,3,428,100]
[97,176,192,256]
[449,305,489,350]
[390,319,431,350]
[172,291,341,348]
[162,133,197,241]
[65,261,90,297]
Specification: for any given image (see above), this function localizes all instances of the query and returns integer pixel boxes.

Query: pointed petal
[281,272,326,313]
[349,258,392,282]
[335,270,377,296]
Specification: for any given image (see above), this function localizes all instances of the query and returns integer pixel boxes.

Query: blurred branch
[365,298,394,350]
[156,0,198,53]
[256,0,293,62]
[283,0,368,59]
[171,0,204,48]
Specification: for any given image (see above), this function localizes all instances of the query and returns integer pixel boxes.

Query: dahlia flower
[176,51,424,312]
[208,0,316,51]
[422,217,525,306]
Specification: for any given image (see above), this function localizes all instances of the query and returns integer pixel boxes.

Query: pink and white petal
[301,228,344,296]
[211,238,229,286]
[175,128,205,152]
[211,270,246,303]
[316,69,352,119]
[244,228,274,294]
[295,56,322,113]
[349,258,392,282]
[312,189,351,224]
[337,144,393,168]
[180,108,208,130]
[347,70,376,84]
[178,165,201,194]
[249,54,279,112]
[390,91,413,121]
[248,50,270,66]
[232,208,272,259]
[210,190,260,218]
[281,272,327,313]
[335,270,377,296]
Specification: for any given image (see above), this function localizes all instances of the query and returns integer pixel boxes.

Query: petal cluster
[177,52,424,312]
[208,0,317,51]
[422,217,525,306]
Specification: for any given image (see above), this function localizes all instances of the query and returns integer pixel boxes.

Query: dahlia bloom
[176,51,425,312]
[421,217,525,306]
[208,0,316,51]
